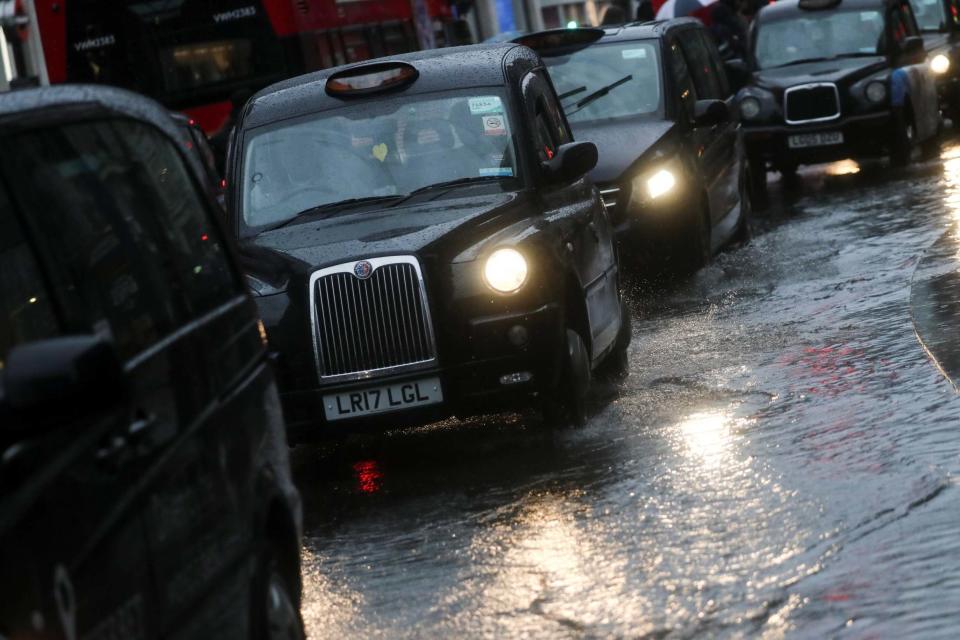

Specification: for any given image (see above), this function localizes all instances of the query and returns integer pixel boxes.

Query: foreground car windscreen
[542,41,662,125]
[241,89,519,232]
[755,10,885,69]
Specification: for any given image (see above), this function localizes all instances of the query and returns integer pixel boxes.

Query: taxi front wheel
[542,328,590,428]
[253,544,305,640]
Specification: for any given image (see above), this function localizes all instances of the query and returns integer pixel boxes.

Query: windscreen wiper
[558,86,587,100]
[390,175,508,207]
[771,56,832,68]
[261,194,404,233]
[565,75,633,116]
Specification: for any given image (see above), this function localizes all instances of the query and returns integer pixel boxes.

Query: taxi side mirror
[542,141,598,184]
[2,336,126,432]
[693,99,730,128]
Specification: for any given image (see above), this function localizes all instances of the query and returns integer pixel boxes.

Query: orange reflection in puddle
[353,460,383,494]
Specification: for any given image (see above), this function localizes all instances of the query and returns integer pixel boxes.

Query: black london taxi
[740,0,940,197]
[909,0,960,120]
[0,86,303,640]
[517,22,751,271]
[226,45,631,437]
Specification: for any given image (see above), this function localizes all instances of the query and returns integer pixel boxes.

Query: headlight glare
[865,81,887,103]
[931,53,951,75]
[739,96,761,120]
[484,248,528,294]
[646,169,677,200]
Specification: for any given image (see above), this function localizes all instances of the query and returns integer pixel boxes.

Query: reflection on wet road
[293,145,960,638]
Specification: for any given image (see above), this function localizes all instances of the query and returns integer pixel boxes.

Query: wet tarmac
[291,145,960,638]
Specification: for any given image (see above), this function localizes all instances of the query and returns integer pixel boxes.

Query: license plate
[323,377,443,421]
[788,131,844,149]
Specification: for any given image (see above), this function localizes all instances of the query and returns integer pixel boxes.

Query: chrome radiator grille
[309,257,437,381]
[784,83,840,124]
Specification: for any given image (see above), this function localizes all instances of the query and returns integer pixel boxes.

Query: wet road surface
[292,145,960,638]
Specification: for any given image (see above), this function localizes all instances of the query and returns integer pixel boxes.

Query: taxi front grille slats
[784,83,841,125]
[309,258,437,381]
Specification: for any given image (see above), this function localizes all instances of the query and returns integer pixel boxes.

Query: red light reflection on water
[353,460,383,494]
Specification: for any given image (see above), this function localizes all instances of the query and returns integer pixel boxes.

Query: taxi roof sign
[513,28,606,53]
[326,62,419,97]
[798,0,842,10]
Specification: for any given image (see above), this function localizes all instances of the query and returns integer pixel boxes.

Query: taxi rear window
[240,89,519,232]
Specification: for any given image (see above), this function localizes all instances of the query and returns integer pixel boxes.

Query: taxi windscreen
[755,10,885,69]
[542,41,663,126]
[241,90,519,231]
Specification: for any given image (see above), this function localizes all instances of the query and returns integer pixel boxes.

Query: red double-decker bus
[18,0,456,133]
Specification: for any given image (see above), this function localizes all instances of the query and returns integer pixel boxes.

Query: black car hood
[754,56,888,91]
[573,119,675,184]
[241,191,527,280]
[922,31,951,54]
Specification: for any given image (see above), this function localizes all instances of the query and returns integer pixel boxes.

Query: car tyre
[597,298,632,380]
[676,202,711,273]
[253,544,304,640]
[891,108,916,167]
[542,328,590,427]
[747,154,768,211]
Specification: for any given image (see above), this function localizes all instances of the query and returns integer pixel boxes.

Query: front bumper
[280,302,563,440]
[743,111,894,167]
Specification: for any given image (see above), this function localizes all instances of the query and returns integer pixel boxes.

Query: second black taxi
[226,45,631,439]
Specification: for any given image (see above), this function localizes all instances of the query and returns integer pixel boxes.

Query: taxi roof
[0,84,182,141]
[519,18,704,52]
[758,0,893,22]
[244,44,539,129]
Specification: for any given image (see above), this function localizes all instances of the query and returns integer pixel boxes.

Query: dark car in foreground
[517,22,750,271]
[171,111,226,207]
[228,46,630,438]
[0,86,303,640]
[910,0,960,119]
[740,0,940,197]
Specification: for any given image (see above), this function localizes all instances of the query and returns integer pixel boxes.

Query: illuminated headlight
[931,53,951,75]
[865,81,887,103]
[739,96,761,120]
[646,169,677,200]
[484,248,528,294]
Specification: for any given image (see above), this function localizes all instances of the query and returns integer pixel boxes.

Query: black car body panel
[741,0,940,169]
[518,21,748,261]
[229,45,625,439]
[0,86,301,639]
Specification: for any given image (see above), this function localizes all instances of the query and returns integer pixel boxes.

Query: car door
[522,69,620,360]
[891,0,940,139]
[134,119,273,639]
[0,122,178,640]
[675,28,740,225]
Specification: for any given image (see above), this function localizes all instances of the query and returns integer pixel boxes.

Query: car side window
[522,71,570,163]
[699,31,732,98]
[679,29,724,100]
[0,181,60,367]
[669,41,698,121]
[0,120,181,360]
[533,69,573,146]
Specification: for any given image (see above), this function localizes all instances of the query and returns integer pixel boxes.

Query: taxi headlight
[646,169,677,200]
[931,53,951,75]
[484,248,528,294]
[739,96,761,120]
[865,81,887,103]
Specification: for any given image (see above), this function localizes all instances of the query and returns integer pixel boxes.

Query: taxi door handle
[96,413,158,469]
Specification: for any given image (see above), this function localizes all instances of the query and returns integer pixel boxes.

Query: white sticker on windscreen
[622,48,648,59]
[469,96,504,115]
[482,114,507,136]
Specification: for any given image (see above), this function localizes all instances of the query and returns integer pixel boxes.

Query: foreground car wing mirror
[2,335,126,431]
[542,141,599,184]
[693,99,730,128]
